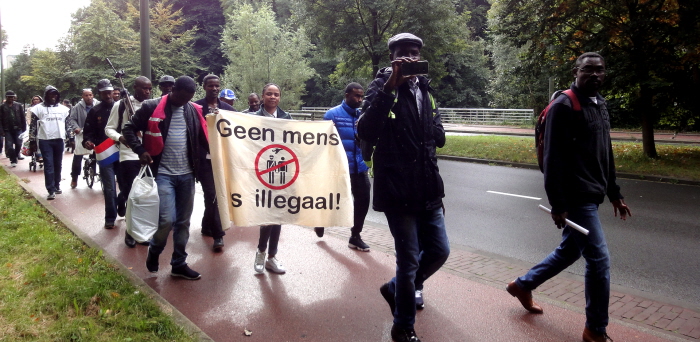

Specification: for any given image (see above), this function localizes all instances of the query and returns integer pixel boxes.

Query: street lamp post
[140,0,151,81]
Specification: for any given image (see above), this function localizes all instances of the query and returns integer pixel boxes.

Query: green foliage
[0,168,197,341]
[4,47,43,104]
[221,3,315,110]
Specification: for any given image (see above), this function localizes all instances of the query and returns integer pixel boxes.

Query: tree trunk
[639,84,658,158]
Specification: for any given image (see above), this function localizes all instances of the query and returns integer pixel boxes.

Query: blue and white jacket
[324,100,368,174]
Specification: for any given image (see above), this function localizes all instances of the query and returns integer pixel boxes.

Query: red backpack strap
[562,89,581,111]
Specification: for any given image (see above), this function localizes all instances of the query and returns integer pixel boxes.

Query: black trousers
[199,159,225,238]
[258,225,281,255]
[117,160,141,210]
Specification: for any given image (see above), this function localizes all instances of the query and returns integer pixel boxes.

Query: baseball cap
[387,33,423,51]
[97,79,114,92]
[219,89,236,100]
[159,75,175,85]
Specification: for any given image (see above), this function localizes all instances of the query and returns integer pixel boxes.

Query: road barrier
[289,107,534,124]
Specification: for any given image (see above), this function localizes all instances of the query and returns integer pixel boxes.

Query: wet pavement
[2,136,698,341]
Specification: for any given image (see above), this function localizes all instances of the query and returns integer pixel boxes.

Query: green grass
[439,135,700,181]
[0,168,197,342]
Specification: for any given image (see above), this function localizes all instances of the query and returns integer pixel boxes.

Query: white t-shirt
[105,96,144,162]
[31,104,70,140]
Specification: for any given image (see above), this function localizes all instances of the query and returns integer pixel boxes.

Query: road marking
[487,190,541,200]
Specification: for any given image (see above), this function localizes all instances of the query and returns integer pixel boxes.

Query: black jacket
[0,102,26,133]
[122,97,208,179]
[543,84,623,214]
[82,101,114,148]
[357,67,446,212]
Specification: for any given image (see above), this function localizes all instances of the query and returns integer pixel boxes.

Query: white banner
[207,110,353,228]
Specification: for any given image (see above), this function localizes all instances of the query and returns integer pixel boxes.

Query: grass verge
[0,168,197,342]
[439,135,700,181]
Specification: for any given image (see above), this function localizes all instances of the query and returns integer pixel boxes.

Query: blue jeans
[99,162,119,225]
[516,203,610,334]
[38,139,64,194]
[150,173,195,268]
[385,207,450,329]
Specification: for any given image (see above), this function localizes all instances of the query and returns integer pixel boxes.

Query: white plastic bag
[126,165,159,243]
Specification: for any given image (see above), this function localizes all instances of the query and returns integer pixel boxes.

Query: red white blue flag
[95,138,119,166]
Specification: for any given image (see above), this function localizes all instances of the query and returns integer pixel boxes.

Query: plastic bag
[125,165,159,243]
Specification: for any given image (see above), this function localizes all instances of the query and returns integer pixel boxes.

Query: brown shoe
[506,280,543,313]
[582,327,613,342]
[70,180,77,189]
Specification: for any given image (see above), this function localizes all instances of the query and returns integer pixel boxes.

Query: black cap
[97,79,114,92]
[5,91,16,97]
[159,75,175,85]
[387,33,423,51]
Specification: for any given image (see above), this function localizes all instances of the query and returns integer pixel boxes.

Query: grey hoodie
[68,98,99,132]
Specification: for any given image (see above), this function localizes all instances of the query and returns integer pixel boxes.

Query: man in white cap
[218,88,236,109]
[357,33,449,342]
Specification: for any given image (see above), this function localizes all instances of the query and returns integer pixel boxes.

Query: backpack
[535,89,581,172]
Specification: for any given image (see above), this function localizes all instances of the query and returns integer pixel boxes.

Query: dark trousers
[4,131,22,163]
[38,139,64,193]
[200,160,225,238]
[350,171,371,235]
[258,225,281,256]
[71,154,84,180]
[117,160,141,212]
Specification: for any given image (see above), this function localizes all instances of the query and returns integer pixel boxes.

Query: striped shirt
[159,106,193,175]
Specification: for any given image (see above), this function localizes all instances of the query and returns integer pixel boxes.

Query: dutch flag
[95,138,119,167]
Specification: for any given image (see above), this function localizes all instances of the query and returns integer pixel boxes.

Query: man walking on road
[314,82,371,252]
[357,33,450,342]
[194,74,234,252]
[123,76,208,280]
[105,76,152,247]
[1,91,26,167]
[67,88,98,188]
[82,79,120,230]
[505,52,631,342]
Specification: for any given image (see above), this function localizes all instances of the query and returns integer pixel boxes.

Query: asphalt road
[365,160,700,308]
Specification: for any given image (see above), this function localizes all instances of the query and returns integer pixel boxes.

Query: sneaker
[390,324,421,342]
[254,249,266,273]
[415,289,425,309]
[314,227,324,237]
[380,282,396,315]
[47,192,56,200]
[54,189,62,194]
[124,232,136,248]
[213,237,224,251]
[70,179,77,189]
[265,257,286,274]
[146,249,158,273]
[349,235,370,252]
[104,223,116,229]
[10,162,17,167]
[171,264,201,280]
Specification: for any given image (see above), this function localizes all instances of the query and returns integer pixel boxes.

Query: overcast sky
[2,0,92,63]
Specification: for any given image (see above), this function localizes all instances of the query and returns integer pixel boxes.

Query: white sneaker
[10,163,17,167]
[254,249,266,273]
[265,257,286,274]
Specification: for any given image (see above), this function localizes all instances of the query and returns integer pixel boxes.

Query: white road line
[486,190,541,200]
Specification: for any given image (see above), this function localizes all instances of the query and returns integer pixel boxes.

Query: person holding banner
[29,86,70,200]
[194,74,234,251]
[505,53,631,342]
[105,76,153,248]
[314,82,371,252]
[67,89,98,189]
[122,76,208,280]
[357,33,450,342]
[83,79,120,230]
[250,83,292,274]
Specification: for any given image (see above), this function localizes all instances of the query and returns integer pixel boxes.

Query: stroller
[19,132,43,172]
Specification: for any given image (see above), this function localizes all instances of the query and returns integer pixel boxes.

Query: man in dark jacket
[123,76,208,280]
[1,91,26,167]
[193,74,234,252]
[314,82,371,252]
[82,79,119,230]
[505,52,631,342]
[357,33,449,342]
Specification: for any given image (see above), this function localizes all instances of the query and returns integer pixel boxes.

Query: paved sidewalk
[444,124,700,145]
[2,150,699,341]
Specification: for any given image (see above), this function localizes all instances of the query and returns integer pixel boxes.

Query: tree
[489,0,700,157]
[4,47,43,104]
[220,3,315,109]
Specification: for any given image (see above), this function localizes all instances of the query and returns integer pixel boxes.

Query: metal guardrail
[290,107,535,124]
